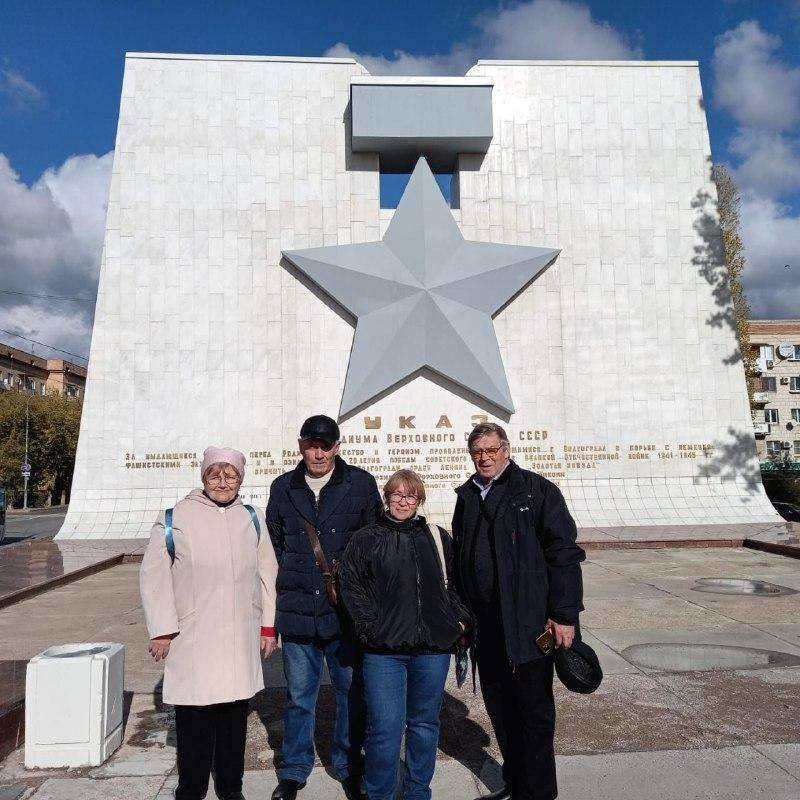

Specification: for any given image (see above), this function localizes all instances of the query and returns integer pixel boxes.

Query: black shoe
[271,779,306,800]
[341,775,367,800]
[474,787,511,800]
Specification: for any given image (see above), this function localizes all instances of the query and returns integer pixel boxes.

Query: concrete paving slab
[28,777,165,799]
[651,668,800,746]
[581,596,727,631]
[586,550,677,568]
[153,774,176,799]
[589,624,800,663]
[588,547,799,577]
[754,743,800,781]
[242,767,344,797]
[579,630,642,675]
[88,744,174,778]
[751,622,800,648]
[553,673,711,754]
[684,593,800,624]
[556,745,800,799]
[582,577,670,600]
[428,757,485,797]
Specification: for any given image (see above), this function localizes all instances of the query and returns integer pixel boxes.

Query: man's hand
[148,634,175,661]
[261,635,278,659]
[546,619,575,649]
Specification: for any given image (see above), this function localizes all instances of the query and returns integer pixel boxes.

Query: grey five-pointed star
[282,158,559,417]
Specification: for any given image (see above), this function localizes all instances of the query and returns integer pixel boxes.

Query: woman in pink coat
[140,447,279,800]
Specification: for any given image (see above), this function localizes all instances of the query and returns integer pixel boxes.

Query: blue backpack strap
[164,507,175,563]
[244,504,261,543]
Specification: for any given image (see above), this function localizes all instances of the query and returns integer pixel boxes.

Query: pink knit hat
[201,446,246,479]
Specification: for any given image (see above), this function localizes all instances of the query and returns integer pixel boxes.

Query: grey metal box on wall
[350,77,493,172]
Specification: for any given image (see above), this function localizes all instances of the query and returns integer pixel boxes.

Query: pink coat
[139,489,278,706]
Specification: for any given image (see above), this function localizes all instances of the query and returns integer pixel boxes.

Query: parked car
[772,501,800,523]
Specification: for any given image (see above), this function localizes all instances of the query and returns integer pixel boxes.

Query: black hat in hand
[554,638,603,694]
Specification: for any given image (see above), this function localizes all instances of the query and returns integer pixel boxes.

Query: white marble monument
[59,53,779,538]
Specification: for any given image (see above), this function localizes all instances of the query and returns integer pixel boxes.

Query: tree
[712,165,755,402]
[0,390,82,507]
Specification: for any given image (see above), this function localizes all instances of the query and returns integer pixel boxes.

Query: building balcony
[752,391,771,404]
[752,422,770,436]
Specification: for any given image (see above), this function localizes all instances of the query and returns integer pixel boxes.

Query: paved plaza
[1,545,799,799]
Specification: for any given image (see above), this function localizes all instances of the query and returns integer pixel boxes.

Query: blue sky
[0,0,799,360]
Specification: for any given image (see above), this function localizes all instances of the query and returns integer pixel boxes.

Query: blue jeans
[362,652,451,800]
[280,637,365,782]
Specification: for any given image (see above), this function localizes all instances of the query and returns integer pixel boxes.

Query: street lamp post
[23,396,30,510]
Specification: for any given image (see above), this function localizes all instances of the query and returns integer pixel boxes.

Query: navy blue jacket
[266,456,382,640]
[452,460,585,667]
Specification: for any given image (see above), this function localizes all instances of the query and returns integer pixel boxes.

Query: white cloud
[324,0,640,76]
[475,0,640,61]
[730,130,800,198]
[713,21,800,132]
[712,20,800,319]
[0,68,45,109]
[740,194,800,319]
[324,42,468,76]
[0,151,113,361]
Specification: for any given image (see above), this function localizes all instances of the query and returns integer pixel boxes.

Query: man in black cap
[452,422,585,800]
[267,415,381,800]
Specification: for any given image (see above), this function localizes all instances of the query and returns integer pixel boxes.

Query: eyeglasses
[388,492,420,505]
[206,473,240,485]
[469,445,507,460]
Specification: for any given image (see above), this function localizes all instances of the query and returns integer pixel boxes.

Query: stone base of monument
[24,643,124,768]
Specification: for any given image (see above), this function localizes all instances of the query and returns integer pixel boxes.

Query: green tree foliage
[712,165,755,401]
[0,390,82,507]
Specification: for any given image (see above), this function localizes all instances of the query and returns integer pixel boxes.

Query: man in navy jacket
[267,415,381,800]
[452,422,585,800]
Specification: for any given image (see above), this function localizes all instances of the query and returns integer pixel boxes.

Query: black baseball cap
[299,415,340,445]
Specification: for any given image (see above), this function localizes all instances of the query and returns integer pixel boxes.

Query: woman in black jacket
[340,469,471,800]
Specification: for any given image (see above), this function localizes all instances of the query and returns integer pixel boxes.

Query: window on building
[766,441,782,456]
[792,409,800,423]
[761,376,777,392]
[765,409,779,424]
[795,440,800,456]
[760,345,775,361]
[791,345,800,361]
[791,377,800,392]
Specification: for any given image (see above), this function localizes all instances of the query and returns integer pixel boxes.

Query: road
[1,506,66,544]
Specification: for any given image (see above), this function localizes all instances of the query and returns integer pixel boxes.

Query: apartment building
[0,344,86,400]
[749,320,800,464]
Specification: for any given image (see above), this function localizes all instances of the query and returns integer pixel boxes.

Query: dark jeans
[362,652,451,800]
[476,624,557,800]
[280,635,365,782]
[174,699,249,800]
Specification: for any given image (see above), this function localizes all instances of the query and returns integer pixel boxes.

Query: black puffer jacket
[266,456,382,640]
[340,513,472,654]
